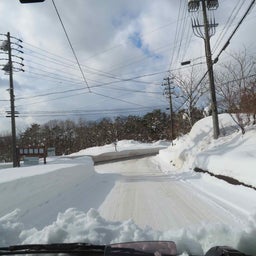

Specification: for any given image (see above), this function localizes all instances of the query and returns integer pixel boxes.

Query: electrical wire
[17,106,168,118]
[15,87,87,101]
[21,19,197,88]
[23,42,166,87]
[213,0,256,65]
[51,0,91,92]
[174,0,189,68]
[168,0,183,71]
[16,63,205,103]
[90,91,147,108]
[25,70,83,85]
[212,0,245,54]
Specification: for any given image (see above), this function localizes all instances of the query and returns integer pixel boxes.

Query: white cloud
[0,0,254,134]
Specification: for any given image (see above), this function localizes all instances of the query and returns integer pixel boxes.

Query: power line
[174,0,189,68]
[102,85,162,95]
[16,87,87,101]
[15,90,91,108]
[212,0,246,54]
[25,70,83,85]
[14,63,204,104]
[168,0,183,70]
[23,42,166,86]
[23,46,77,70]
[21,25,196,87]
[90,91,146,108]
[213,0,256,65]
[51,0,91,92]
[17,105,167,117]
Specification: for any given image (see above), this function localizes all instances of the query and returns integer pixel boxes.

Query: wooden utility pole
[163,76,174,145]
[201,0,220,139]
[1,32,23,166]
[7,32,18,167]
[189,0,220,139]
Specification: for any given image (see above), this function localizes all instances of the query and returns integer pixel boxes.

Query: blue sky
[0,0,255,133]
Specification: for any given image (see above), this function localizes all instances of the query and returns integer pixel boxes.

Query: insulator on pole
[207,0,219,10]
[188,0,200,12]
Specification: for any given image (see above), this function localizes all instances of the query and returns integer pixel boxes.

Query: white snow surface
[0,114,256,255]
[69,140,169,156]
[157,114,256,187]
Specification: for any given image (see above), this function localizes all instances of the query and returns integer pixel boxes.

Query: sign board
[23,156,39,166]
[17,147,47,167]
[47,147,56,156]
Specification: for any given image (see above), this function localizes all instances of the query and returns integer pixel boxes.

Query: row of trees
[0,108,204,162]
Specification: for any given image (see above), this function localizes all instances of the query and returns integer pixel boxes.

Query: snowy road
[96,157,253,231]
[0,155,255,234]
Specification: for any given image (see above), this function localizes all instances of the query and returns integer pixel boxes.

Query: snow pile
[70,140,170,157]
[0,160,89,183]
[1,208,256,255]
[0,157,116,230]
[157,114,256,187]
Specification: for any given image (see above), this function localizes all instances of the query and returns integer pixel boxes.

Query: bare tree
[215,49,256,133]
[240,82,256,125]
[173,66,208,127]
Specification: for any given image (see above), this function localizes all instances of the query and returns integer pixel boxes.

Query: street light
[187,0,220,139]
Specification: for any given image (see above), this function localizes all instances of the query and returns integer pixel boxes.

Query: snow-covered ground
[0,114,256,255]
[69,140,170,157]
[157,114,256,187]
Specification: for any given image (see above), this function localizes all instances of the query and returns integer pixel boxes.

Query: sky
[0,0,255,134]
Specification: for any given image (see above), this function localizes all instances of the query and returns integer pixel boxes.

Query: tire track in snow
[96,157,243,231]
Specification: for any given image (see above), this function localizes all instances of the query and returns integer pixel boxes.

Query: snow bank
[1,208,256,255]
[157,114,256,187]
[195,127,256,187]
[70,140,170,157]
[0,156,117,230]
[0,156,93,183]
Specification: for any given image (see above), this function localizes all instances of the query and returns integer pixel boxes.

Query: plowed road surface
[1,155,255,231]
[96,157,253,231]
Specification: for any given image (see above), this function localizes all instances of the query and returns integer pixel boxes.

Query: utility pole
[7,32,18,167]
[162,76,174,145]
[188,0,220,139]
[0,32,24,167]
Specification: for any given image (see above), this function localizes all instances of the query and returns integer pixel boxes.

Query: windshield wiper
[0,243,160,256]
[0,243,106,255]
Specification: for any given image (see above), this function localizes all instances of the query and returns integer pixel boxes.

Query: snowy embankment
[70,140,169,163]
[157,113,256,188]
